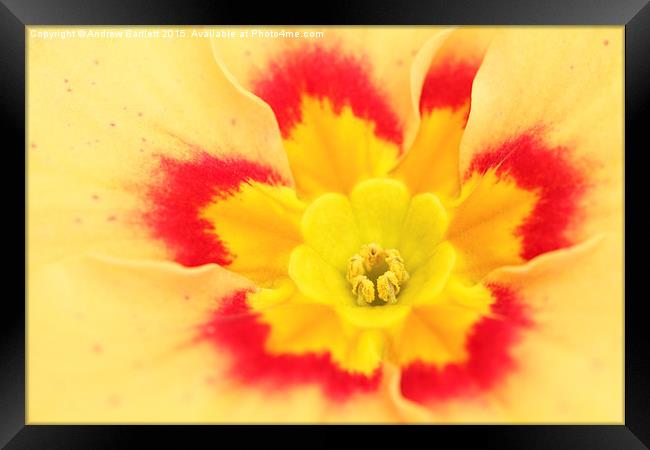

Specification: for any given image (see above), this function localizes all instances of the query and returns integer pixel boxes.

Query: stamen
[347,255,366,283]
[377,271,400,304]
[351,275,375,305]
[359,243,383,271]
[385,252,409,284]
[345,243,409,306]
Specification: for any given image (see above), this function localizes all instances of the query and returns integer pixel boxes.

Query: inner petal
[398,242,457,306]
[288,245,352,306]
[349,178,410,248]
[398,192,449,270]
[301,192,362,270]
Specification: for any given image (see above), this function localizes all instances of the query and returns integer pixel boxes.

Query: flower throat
[346,243,409,306]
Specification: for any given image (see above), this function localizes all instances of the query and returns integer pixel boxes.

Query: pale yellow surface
[390,236,623,423]
[460,27,624,240]
[27,27,624,424]
[28,256,401,423]
[27,26,293,270]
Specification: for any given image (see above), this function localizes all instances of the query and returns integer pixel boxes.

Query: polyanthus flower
[28,26,623,423]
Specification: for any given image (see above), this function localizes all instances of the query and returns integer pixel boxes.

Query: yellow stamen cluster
[346,243,409,306]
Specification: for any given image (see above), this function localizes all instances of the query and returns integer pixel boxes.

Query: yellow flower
[28,26,623,423]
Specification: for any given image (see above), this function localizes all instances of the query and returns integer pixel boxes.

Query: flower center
[346,243,409,306]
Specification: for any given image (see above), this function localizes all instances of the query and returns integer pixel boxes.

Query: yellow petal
[394,298,490,367]
[29,256,400,422]
[459,28,623,241]
[28,255,250,422]
[255,293,384,376]
[301,193,362,270]
[201,182,305,287]
[212,27,449,199]
[398,242,457,306]
[446,171,538,282]
[288,245,351,306]
[398,192,448,269]
[28,26,291,270]
[349,179,410,249]
[390,235,622,423]
[487,234,623,422]
[392,28,495,200]
[202,287,395,416]
[388,279,494,380]
[278,97,401,199]
[392,108,468,199]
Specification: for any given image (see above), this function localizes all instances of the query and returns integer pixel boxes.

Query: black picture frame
[4,0,648,447]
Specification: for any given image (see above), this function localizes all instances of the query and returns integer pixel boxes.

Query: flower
[28,26,623,423]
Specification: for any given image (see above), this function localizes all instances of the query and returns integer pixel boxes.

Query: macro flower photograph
[27,26,623,423]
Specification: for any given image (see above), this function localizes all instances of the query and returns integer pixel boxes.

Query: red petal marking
[144,152,287,267]
[252,45,404,147]
[419,59,482,115]
[466,131,589,260]
[400,284,531,404]
[200,290,381,400]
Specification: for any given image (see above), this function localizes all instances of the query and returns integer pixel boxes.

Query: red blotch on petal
[200,290,381,400]
[400,284,531,404]
[252,45,403,147]
[466,131,588,260]
[144,152,288,267]
[420,59,482,115]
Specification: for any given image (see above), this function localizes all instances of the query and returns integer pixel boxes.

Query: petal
[301,193,362,270]
[255,293,385,376]
[288,245,352,306]
[459,28,623,244]
[201,181,305,286]
[445,171,538,282]
[398,192,448,269]
[349,178,410,249]
[212,28,448,199]
[391,235,622,423]
[28,27,291,270]
[276,94,400,199]
[29,256,399,422]
[396,281,531,417]
[202,289,392,411]
[393,281,492,367]
[398,242,457,306]
[391,28,495,199]
[213,27,447,145]
[144,155,290,268]
[28,255,251,422]
[487,235,623,422]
